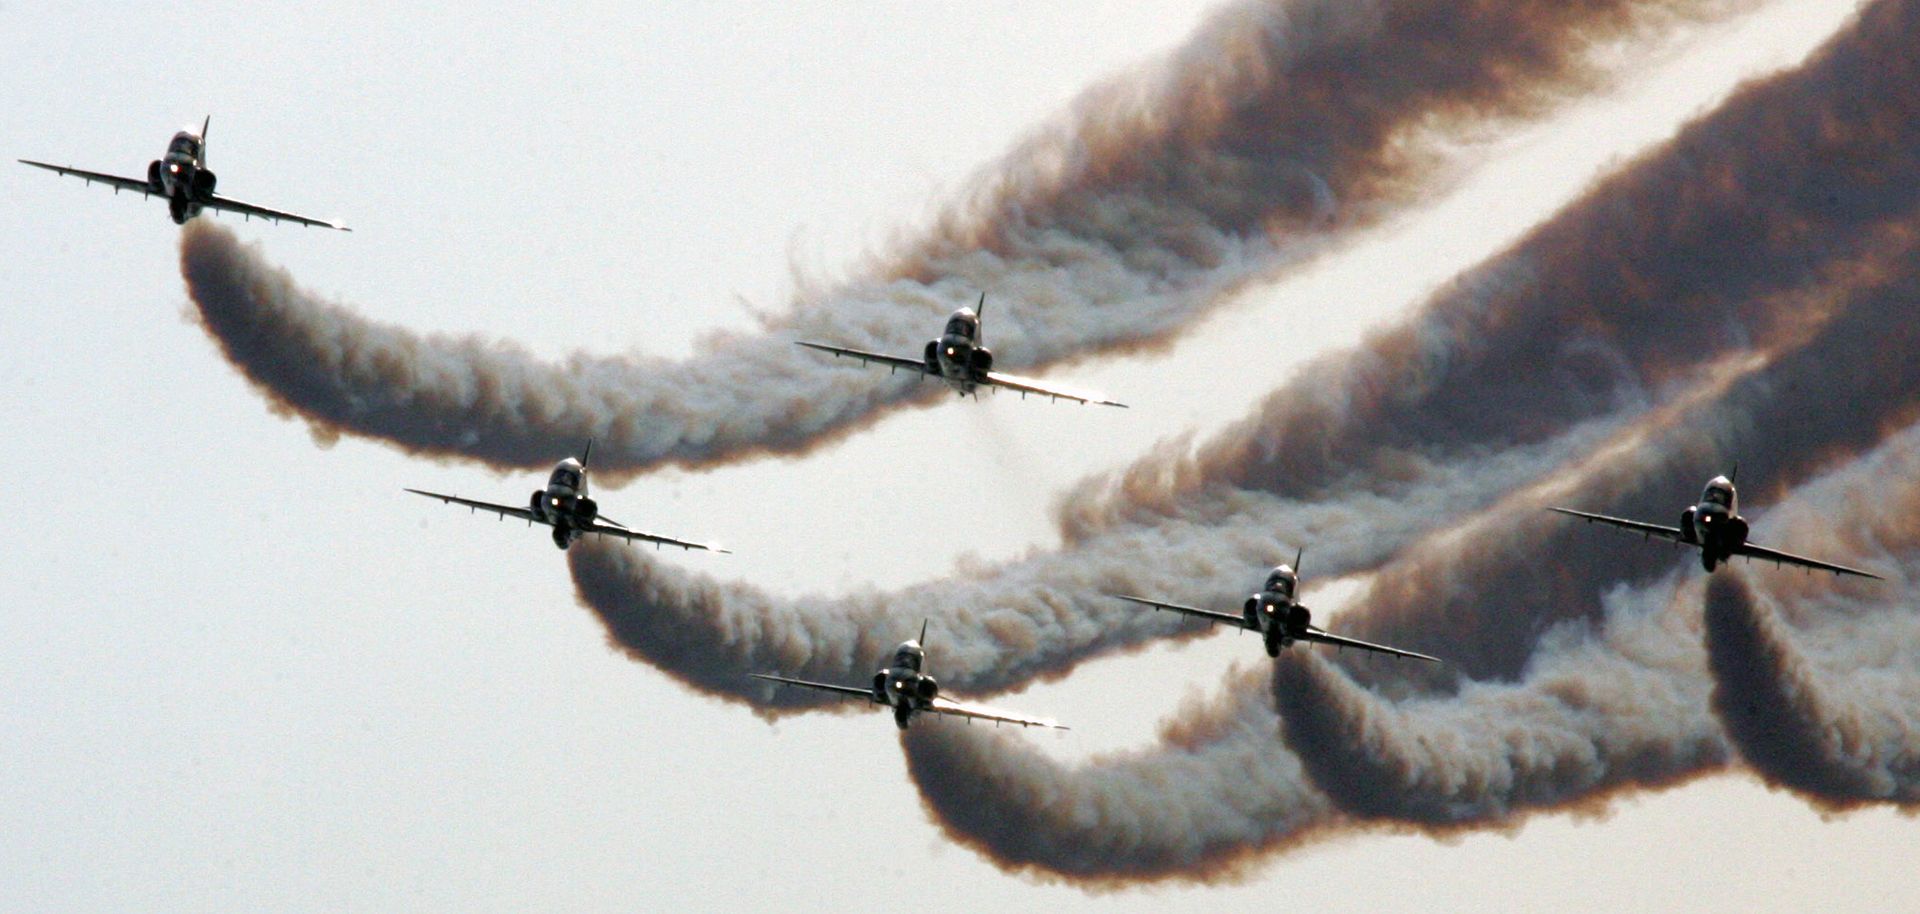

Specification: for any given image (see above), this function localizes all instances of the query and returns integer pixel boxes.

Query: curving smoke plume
[568,0,1920,705]
[900,665,1336,885]
[1701,433,1920,809]
[179,0,1751,474]
[903,338,1920,880]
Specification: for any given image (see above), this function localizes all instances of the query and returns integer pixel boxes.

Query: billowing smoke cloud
[901,667,1334,885]
[569,0,1920,704]
[179,0,1748,474]
[1702,574,1920,806]
[1060,0,1920,540]
[902,331,1920,881]
[1701,434,1920,809]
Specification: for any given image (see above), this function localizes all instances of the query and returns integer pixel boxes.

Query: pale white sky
[2,2,1909,911]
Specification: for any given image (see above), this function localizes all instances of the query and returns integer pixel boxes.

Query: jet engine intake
[147,160,162,188]
[969,347,994,373]
[193,168,217,195]
[913,675,939,701]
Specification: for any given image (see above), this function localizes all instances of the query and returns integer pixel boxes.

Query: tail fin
[200,116,210,160]
[1294,546,1304,577]
[975,292,986,346]
[581,437,595,470]
[919,618,929,647]
[1729,461,1739,485]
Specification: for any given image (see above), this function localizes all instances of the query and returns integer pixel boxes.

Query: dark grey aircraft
[752,622,1067,730]
[1115,551,1443,662]
[19,118,349,230]
[796,293,1127,407]
[1551,469,1881,579]
[406,441,726,553]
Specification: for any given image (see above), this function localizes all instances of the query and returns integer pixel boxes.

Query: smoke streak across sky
[567,0,1916,704]
[163,0,1917,889]
[568,0,1920,883]
[178,0,1751,474]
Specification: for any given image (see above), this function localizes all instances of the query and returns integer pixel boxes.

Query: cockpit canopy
[892,641,924,671]
[548,459,585,493]
[1701,476,1735,509]
[1265,566,1297,597]
[943,309,978,340]
[168,132,201,158]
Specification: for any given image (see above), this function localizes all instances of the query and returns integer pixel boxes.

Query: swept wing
[204,192,350,231]
[750,673,879,702]
[581,517,729,553]
[18,158,155,195]
[1733,541,1883,580]
[1112,593,1251,629]
[984,370,1126,407]
[405,488,540,523]
[1299,626,1442,662]
[794,341,931,375]
[926,695,1068,730]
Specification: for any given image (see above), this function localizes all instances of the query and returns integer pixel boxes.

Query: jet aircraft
[19,118,349,230]
[796,293,1127,407]
[1114,551,1442,662]
[1550,469,1882,579]
[406,441,726,553]
[752,622,1067,730]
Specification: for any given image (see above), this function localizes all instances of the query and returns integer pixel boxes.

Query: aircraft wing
[1300,626,1442,663]
[926,695,1068,730]
[19,159,156,195]
[1733,541,1884,580]
[204,192,350,231]
[582,518,730,553]
[983,370,1127,407]
[1547,507,1687,542]
[750,673,878,702]
[404,488,543,524]
[795,341,932,375]
[1112,594,1252,629]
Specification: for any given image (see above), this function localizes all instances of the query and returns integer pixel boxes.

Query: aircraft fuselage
[529,457,598,549]
[923,307,993,396]
[870,641,939,729]
[151,129,217,224]
[1244,565,1311,657]
[1678,475,1748,572]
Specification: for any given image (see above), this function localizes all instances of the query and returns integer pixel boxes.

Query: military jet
[406,441,726,553]
[796,293,1126,407]
[1550,469,1881,579]
[752,622,1067,730]
[1114,551,1442,662]
[19,117,349,230]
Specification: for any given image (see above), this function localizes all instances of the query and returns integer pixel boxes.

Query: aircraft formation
[21,120,1888,739]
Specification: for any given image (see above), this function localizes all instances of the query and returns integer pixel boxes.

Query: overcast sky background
[2,2,1912,911]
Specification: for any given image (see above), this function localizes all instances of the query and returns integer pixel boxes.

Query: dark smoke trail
[900,666,1338,884]
[1061,0,1918,541]
[1701,435,1920,809]
[905,396,1920,881]
[1271,594,1729,824]
[569,0,1920,705]
[179,0,1751,473]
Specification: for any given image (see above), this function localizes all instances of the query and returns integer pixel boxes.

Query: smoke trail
[900,665,1337,885]
[1701,436,1920,809]
[1061,0,1920,539]
[569,0,1920,705]
[901,350,1920,881]
[1271,587,1729,824]
[179,0,1750,473]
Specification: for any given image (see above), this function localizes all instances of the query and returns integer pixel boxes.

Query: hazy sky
[2,2,1910,911]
